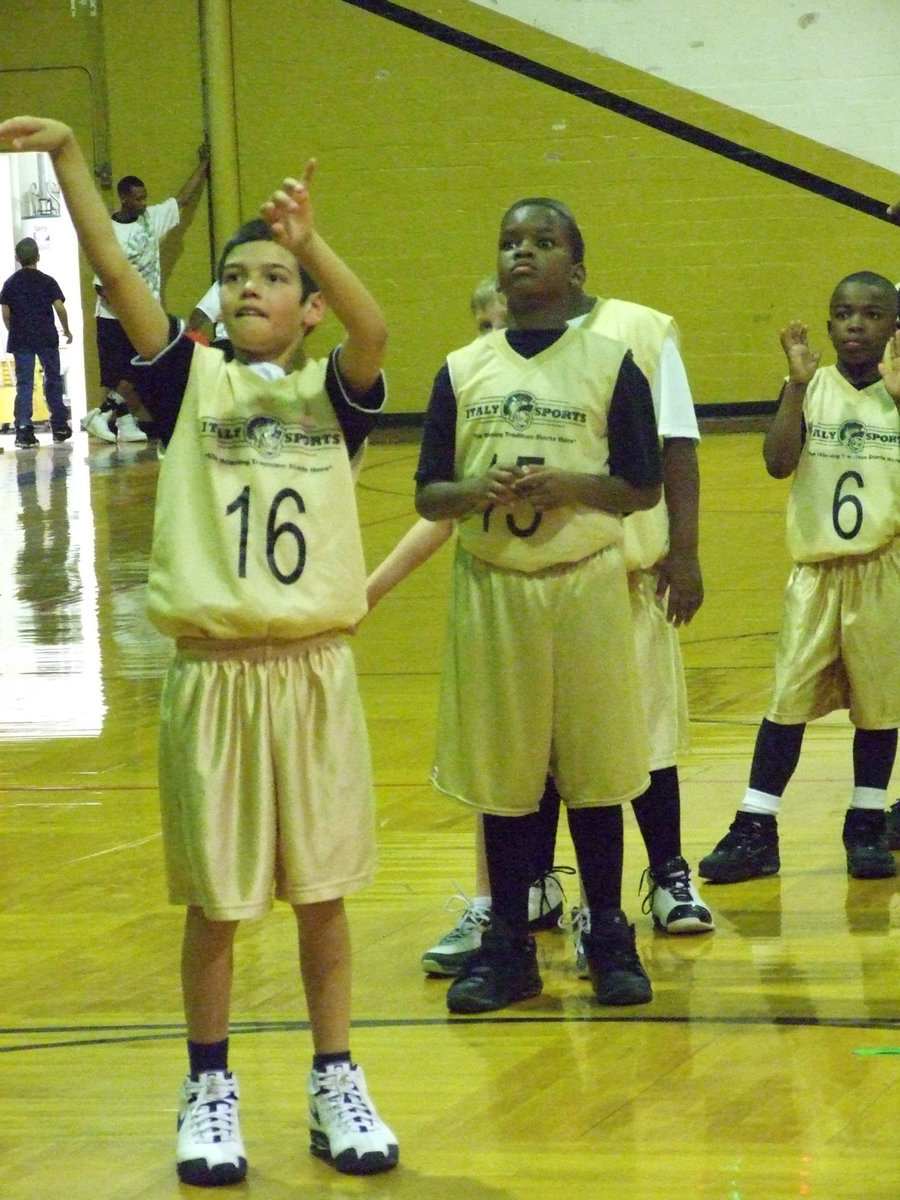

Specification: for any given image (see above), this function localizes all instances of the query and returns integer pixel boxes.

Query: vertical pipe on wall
[199,0,241,265]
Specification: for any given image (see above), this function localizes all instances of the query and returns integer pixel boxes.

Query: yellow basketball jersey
[147,346,368,639]
[584,298,675,571]
[787,364,900,562]
[584,297,674,382]
[447,325,627,572]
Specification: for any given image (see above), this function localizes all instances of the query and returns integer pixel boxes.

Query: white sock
[850,787,887,811]
[472,895,491,911]
[740,788,781,816]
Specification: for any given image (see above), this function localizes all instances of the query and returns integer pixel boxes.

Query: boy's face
[827,281,898,369]
[473,294,507,335]
[219,240,309,363]
[496,205,584,303]
[119,185,148,218]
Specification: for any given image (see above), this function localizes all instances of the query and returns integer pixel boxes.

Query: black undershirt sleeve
[415,364,458,484]
[324,350,385,460]
[131,326,383,456]
[606,352,663,487]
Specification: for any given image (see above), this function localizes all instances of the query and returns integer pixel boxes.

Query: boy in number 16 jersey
[0,114,398,1185]
[700,273,900,885]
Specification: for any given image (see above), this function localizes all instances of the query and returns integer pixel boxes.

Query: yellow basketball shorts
[629,568,689,769]
[158,634,376,920]
[766,538,900,728]
[431,544,650,815]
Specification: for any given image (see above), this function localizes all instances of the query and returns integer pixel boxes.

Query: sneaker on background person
[884,799,900,851]
[582,908,653,1007]
[81,406,117,442]
[445,918,543,1014]
[308,1060,398,1175]
[421,868,575,977]
[566,905,590,979]
[698,811,780,883]
[51,421,72,444]
[176,1069,247,1187]
[116,410,148,442]
[842,808,896,879]
[14,424,38,447]
[421,894,491,976]
[641,855,715,933]
[527,865,576,930]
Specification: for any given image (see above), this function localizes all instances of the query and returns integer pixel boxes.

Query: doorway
[0,151,87,426]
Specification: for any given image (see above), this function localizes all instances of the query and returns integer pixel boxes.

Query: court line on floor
[3,1012,900,1053]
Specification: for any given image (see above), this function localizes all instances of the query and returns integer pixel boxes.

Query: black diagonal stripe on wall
[340,0,893,222]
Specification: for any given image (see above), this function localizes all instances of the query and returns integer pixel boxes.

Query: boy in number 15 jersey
[416,197,663,1014]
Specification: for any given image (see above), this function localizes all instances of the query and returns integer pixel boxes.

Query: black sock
[313,1050,352,1072]
[101,390,127,416]
[748,719,805,795]
[853,728,899,789]
[531,776,563,878]
[567,804,624,911]
[187,1037,229,1077]
[483,810,545,935]
[632,767,681,874]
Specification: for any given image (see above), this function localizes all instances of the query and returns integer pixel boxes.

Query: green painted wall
[3,0,896,410]
[228,0,899,412]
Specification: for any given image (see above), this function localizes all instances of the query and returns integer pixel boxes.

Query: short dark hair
[116,175,145,196]
[15,237,39,266]
[500,197,585,265]
[216,218,317,298]
[831,271,900,319]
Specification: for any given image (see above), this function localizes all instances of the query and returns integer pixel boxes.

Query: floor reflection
[0,439,105,738]
[88,441,171,682]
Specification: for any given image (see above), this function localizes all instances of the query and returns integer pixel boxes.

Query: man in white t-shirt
[82,151,208,443]
[187,279,228,346]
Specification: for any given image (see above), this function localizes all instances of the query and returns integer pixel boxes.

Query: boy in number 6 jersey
[700,273,900,885]
[0,114,397,1185]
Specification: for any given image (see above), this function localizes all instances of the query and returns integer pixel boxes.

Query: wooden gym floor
[1,427,898,1200]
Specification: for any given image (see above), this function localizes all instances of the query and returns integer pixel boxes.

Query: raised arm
[260,163,387,397]
[763,320,819,478]
[879,330,900,410]
[175,145,209,215]
[0,117,169,359]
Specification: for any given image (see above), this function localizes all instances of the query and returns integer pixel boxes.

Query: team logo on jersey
[245,414,285,458]
[502,392,536,430]
[837,420,867,454]
[462,391,586,430]
[808,419,900,455]
[198,413,344,459]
